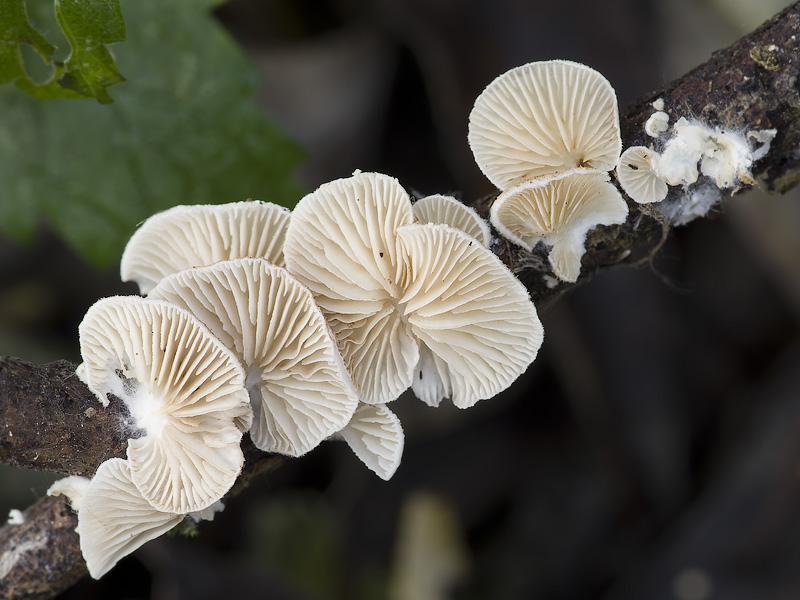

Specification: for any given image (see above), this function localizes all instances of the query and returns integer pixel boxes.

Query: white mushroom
[645,111,670,138]
[149,258,359,457]
[77,458,185,579]
[120,201,291,294]
[399,224,542,407]
[284,171,418,405]
[657,117,717,186]
[284,171,544,409]
[700,130,756,188]
[490,168,628,283]
[468,60,621,190]
[47,476,91,512]
[7,509,25,525]
[340,403,404,481]
[77,296,252,514]
[412,194,491,247]
[616,146,668,204]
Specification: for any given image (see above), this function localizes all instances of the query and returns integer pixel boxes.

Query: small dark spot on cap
[419,371,423,380]
[628,164,638,170]
[379,252,384,258]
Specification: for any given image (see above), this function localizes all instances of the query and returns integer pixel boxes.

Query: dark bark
[1,2,799,598]
[0,496,85,599]
[0,358,137,476]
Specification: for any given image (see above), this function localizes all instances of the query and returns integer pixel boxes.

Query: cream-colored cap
[469,60,621,189]
[121,201,291,294]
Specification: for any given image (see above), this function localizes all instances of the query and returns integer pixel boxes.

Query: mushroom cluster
[62,200,363,577]
[616,100,776,218]
[468,60,629,283]
[284,171,543,411]
[74,295,254,577]
[39,56,781,582]
[56,176,543,577]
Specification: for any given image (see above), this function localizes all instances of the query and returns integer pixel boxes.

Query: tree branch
[1,2,799,597]
[0,358,137,475]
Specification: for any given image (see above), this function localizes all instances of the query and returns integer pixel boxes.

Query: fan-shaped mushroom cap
[284,171,418,405]
[149,258,359,457]
[468,60,621,190]
[490,168,628,283]
[616,146,668,204]
[645,111,670,138]
[340,403,404,481]
[47,476,90,512]
[77,458,185,579]
[399,224,543,408]
[121,201,291,294]
[412,194,491,247]
[77,296,252,514]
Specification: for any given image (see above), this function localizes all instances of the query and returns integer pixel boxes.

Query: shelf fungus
[468,59,621,188]
[616,146,668,204]
[468,60,627,282]
[77,296,252,515]
[120,201,291,294]
[491,169,628,283]
[412,194,491,248]
[149,258,359,457]
[76,458,185,579]
[284,171,543,409]
[339,403,405,481]
[74,458,223,579]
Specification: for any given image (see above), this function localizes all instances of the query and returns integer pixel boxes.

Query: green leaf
[54,0,126,103]
[0,0,304,268]
[0,0,57,84]
[0,0,125,101]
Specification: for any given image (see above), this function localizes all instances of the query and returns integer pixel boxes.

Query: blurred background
[2,0,800,598]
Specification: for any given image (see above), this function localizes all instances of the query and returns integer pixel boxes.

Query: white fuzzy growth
[656,118,716,186]
[645,111,669,138]
[656,183,722,226]
[7,509,25,525]
[655,118,769,190]
[126,388,166,438]
[652,98,665,111]
[700,130,754,188]
[543,275,560,289]
[643,119,777,225]
[676,187,722,225]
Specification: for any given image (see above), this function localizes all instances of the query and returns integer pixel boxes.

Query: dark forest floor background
[2,1,800,598]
